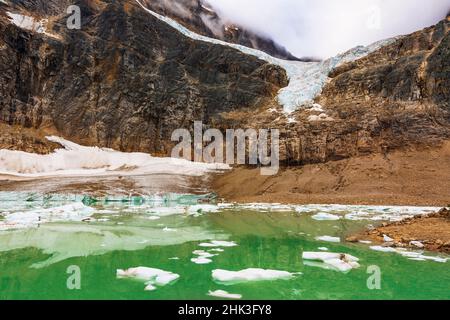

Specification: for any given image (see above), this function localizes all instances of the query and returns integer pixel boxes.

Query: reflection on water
[0,191,449,300]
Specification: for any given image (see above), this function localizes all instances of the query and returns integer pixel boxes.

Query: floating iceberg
[302,252,360,272]
[315,236,341,243]
[191,250,216,264]
[117,267,179,291]
[208,290,242,299]
[311,212,341,221]
[212,268,298,284]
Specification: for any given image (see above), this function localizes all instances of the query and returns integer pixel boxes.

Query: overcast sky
[207,0,450,59]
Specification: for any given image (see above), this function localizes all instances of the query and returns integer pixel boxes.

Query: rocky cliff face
[238,19,450,165]
[0,0,286,153]
[0,0,449,165]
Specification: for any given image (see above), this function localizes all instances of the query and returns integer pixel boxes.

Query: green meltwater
[0,192,448,300]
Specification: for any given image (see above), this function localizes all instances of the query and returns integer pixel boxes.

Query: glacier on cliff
[135,0,398,113]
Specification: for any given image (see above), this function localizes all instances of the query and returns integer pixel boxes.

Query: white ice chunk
[370,246,398,253]
[212,268,298,284]
[302,252,360,272]
[208,290,242,299]
[191,257,213,264]
[117,267,179,291]
[0,203,95,230]
[193,250,216,258]
[315,236,341,243]
[311,212,341,221]
[187,205,220,214]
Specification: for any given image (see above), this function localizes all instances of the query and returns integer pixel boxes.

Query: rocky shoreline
[347,208,450,253]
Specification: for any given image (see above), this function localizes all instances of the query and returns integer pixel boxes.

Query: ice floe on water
[117,267,179,291]
[212,268,299,284]
[135,0,398,113]
[311,212,341,221]
[315,236,341,243]
[213,203,440,223]
[0,136,229,178]
[191,241,237,264]
[191,250,216,264]
[302,252,360,272]
[0,203,95,231]
[199,241,238,248]
[208,290,242,300]
[369,246,448,263]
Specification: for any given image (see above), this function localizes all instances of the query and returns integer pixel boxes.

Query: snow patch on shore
[6,12,60,38]
[0,136,229,178]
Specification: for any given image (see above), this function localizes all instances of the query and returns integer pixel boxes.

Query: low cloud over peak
[207,0,450,59]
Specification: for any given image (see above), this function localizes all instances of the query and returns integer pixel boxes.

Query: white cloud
[207,0,450,59]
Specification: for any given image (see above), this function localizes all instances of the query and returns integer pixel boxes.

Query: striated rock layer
[0,0,286,153]
[0,0,449,166]
[236,19,450,165]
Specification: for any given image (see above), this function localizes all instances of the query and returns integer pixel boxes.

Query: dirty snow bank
[0,136,229,178]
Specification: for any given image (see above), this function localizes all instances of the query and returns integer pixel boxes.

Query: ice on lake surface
[0,190,448,299]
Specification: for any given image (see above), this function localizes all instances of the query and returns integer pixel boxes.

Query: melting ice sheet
[135,0,398,113]
[0,136,229,178]
[0,192,446,269]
